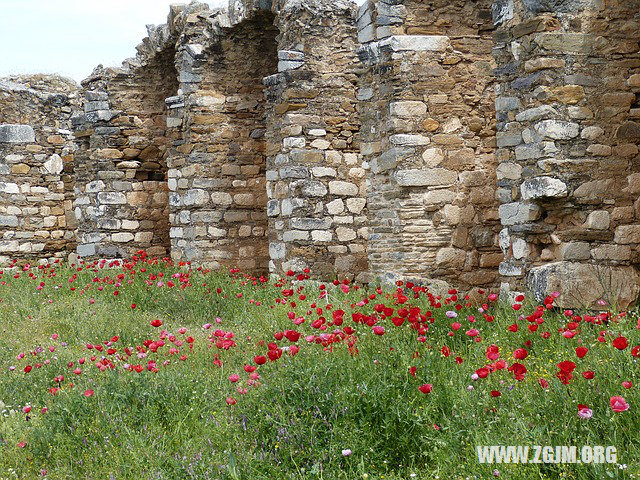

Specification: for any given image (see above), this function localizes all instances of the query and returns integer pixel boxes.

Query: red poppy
[613,336,628,350]
[575,347,588,358]
[84,389,94,397]
[486,345,499,361]
[490,390,501,397]
[150,319,163,328]
[254,355,267,365]
[557,361,576,373]
[476,367,490,379]
[372,326,385,336]
[582,371,594,379]
[513,348,528,360]
[508,363,527,381]
[622,381,633,389]
[538,378,549,389]
[418,384,432,394]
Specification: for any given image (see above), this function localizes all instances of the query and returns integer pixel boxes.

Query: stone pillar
[494,0,640,308]
[358,0,500,289]
[167,8,276,273]
[263,0,368,280]
[0,76,79,265]
[73,23,178,260]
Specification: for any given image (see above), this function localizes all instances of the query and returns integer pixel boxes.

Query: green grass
[0,258,638,479]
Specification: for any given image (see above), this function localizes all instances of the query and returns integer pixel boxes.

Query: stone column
[494,0,640,308]
[263,0,368,280]
[358,0,500,289]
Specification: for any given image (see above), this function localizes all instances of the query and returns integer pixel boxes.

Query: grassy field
[0,253,639,479]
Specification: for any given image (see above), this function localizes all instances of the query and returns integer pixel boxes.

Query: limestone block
[0,124,35,143]
[534,120,579,140]
[587,210,610,230]
[329,181,358,196]
[528,262,640,309]
[520,177,567,200]
[499,202,541,225]
[394,168,457,187]
[97,192,126,205]
[389,101,427,117]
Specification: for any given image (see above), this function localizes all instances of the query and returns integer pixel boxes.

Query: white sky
[0,0,226,83]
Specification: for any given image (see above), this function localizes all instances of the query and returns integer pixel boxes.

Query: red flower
[610,396,629,412]
[476,367,489,379]
[254,355,267,365]
[418,384,432,394]
[17,441,26,448]
[24,365,32,373]
[513,348,528,360]
[490,390,501,397]
[613,336,628,350]
[575,347,588,358]
[409,366,417,377]
[84,389,94,397]
[556,371,573,385]
[538,378,549,389]
[228,374,240,383]
[372,326,385,336]
[508,362,527,381]
[557,361,576,373]
[226,397,237,406]
[486,344,499,361]
[150,319,163,328]
[582,371,594,379]
[632,346,640,357]
[622,381,633,389]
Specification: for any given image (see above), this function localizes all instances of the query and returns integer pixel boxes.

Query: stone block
[528,262,640,309]
[394,168,457,187]
[329,181,358,196]
[520,177,567,200]
[534,120,579,140]
[0,124,35,143]
[499,202,541,225]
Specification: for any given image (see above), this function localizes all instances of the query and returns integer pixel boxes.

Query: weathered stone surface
[0,124,35,143]
[534,120,579,140]
[394,169,457,187]
[499,202,541,225]
[528,262,640,309]
[520,177,568,200]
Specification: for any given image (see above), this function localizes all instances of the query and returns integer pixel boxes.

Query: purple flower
[446,311,457,319]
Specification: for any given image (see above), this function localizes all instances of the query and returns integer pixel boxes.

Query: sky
[0,0,226,83]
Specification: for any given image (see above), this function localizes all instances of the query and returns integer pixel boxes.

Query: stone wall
[3,0,640,304]
[0,75,79,263]
[72,31,178,259]
[494,0,640,307]
[167,9,278,273]
[262,0,368,280]
[358,0,501,288]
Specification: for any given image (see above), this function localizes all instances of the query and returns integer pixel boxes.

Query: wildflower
[342,449,352,457]
[575,347,588,358]
[84,389,94,397]
[578,405,593,419]
[150,319,163,327]
[418,384,432,394]
[613,336,628,350]
[610,396,629,413]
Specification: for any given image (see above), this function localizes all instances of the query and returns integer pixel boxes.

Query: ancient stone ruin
[1,0,639,307]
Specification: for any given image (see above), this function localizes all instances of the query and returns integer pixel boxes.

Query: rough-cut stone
[534,120,580,140]
[0,124,35,143]
[520,177,568,200]
[394,169,457,187]
[499,202,541,225]
[528,262,640,309]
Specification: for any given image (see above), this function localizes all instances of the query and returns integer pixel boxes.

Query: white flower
[341,449,352,457]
